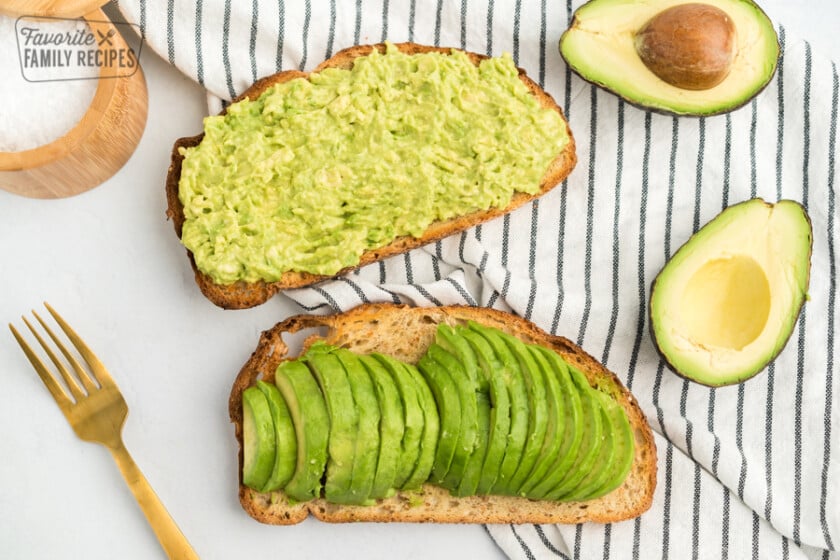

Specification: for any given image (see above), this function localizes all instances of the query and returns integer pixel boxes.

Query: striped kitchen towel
[117,0,839,558]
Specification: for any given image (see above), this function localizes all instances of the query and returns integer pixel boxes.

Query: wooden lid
[0,0,110,18]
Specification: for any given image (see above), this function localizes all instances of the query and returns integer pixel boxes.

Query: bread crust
[166,43,577,309]
[229,304,657,525]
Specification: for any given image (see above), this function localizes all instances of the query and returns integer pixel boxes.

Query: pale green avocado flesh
[305,346,360,504]
[335,349,383,505]
[521,346,580,498]
[179,43,569,283]
[358,353,405,500]
[456,391,491,497]
[544,366,604,500]
[242,324,637,505]
[650,198,812,386]
[581,391,635,501]
[469,322,530,496]
[424,344,479,492]
[555,392,615,501]
[372,353,425,490]
[417,352,462,486]
[560,0,780,115]
[430,324,489,497]
[241,386,276,490]
[400,361,440,490]
[503,334,549,494]
[462,328,511,495]
[255,381,297,492]
[273,360,330,502]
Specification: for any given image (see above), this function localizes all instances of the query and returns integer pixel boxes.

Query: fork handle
[108,441,200,560]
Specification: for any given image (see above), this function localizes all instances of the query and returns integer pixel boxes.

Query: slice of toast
[229,304,657,524]
[166,43,577,309]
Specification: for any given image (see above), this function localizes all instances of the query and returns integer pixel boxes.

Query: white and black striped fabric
[118,1,839,557]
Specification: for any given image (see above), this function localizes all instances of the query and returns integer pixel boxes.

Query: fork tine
[9,323,74,412]
[44,302,114,388]
[30,312,96,397]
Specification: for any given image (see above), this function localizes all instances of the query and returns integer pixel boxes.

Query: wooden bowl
[0,9,148,199]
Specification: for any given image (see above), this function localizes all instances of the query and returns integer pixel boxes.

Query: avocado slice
[576,391,635,501]
[520,346,584,498]
[459,328,511,495]
[455,391,491,497]
[543,366,604,500]
[650,198,812,386]
[241,386,277,490]
[503,334,549,494]
[555,391,616,501]
[467,323,530,496]
[273,359,330,501]
[559,0,780,116]
[305,346,360,504]
[357,353,406,500]
[432,324,489,496]
[436,323,487,391]
[323,348,380,505]
[255,380,297,492]
[400,361,440,490]
[417,353,462,486]
[425,343,479,491]
[518,345,581,498]
[372,353,425,490]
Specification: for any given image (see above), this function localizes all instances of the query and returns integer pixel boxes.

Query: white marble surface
[0,2,837,559]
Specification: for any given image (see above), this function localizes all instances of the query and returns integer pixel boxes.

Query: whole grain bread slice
[166,43,577,309]
[230,304,657,525]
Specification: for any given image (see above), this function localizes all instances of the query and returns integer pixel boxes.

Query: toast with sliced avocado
[229,304,656,525]
[166,42,577,309]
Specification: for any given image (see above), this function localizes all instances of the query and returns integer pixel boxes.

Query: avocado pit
[635,3,736,90]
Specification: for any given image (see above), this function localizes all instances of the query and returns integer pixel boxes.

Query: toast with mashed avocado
[229,304,656,525]
[166,43,577,309]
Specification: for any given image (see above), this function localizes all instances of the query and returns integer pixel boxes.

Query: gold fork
[9,303,199,560]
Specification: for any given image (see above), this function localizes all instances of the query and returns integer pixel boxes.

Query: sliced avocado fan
[242,324,639,506]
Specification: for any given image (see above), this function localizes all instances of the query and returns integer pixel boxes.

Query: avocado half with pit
[559,0,780,116]
[649,199,812,386]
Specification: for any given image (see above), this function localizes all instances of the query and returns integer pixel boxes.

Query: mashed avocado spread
[178,43,568,284]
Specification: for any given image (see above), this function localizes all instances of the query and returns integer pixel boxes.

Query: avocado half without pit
[559,0,780,116]
[649,199,812,386]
